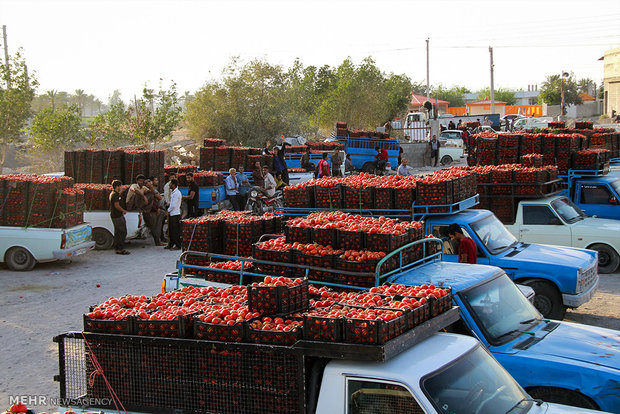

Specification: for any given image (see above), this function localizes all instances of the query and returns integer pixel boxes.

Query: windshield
[551,197,585,223]
[610,179,620,196]
[423,345,531,414]
[441,131,462,139]
[470,215,518,254]
[461,275,542,343]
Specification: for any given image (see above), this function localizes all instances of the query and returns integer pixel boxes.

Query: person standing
[345,154,354,174]
[316,152,331,178]
[144,179,165,246]
[225,168,242,211]
[109,180,129,255]
[183,172,200,218]
[331,149,344,177]
[262,139,272,156]
[397,158,412,176]
[252,161,264,189]
[163,172,176,209]
[273,141,289,184]
[448,120,455,130]
[263,166,277,197]
[446,223,477,264]
[428,135,440,167]
[165,179,182,250]
[300,147,315,172]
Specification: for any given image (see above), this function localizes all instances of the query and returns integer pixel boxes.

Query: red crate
[246,325,302,346]
[83,314,134,335]
[303,313,343,342]
[247,279,309,315]
[337,229,365,251]
[343,313,407,345]
[194,318,246,342]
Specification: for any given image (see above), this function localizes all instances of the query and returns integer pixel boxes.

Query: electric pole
[2,25,8,67]
[426,38,430,102]
[489,46,495,115]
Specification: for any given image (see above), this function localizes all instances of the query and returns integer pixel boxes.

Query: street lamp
[560,71,569,117]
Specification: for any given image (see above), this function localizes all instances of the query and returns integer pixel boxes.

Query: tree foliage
[88,102,130,146]
[185,57,414,145]
[476,87,516,105]
[538,74,582,106]
[0,49,37,172]
[29,104,83,152]
[432,85,470,107]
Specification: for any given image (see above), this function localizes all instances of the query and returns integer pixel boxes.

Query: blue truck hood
[392,261,504,291]
[524,321,620,370]
[500,243,595,269]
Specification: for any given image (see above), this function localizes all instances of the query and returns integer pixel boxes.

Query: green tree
[475,87,517,105]
[108,89,123,107]
[538,74,582,106]
[45,89,58,110]
[0,49,37,172]
[88,102,130,146]
[29,104,83,153]
[73,89,86,116]
[432,85,471,107]
[577,78,594,95]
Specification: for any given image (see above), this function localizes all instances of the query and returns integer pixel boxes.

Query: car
[501,114,526,130]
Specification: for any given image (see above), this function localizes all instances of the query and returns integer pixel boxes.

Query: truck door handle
[520,228,529,232]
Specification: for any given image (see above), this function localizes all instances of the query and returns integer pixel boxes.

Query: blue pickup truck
[563,170,620,220]
[414,198,599,320]
[392,261,620,413]
[163,239,618,412]
[333,135,399,171]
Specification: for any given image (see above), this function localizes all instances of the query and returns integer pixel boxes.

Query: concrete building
[466,100,507,116]
[601,47,620,117]
[409,93,450,113]
[514,89,540,105]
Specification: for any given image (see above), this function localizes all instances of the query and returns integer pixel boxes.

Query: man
[448,120,455,130]
[183,172,199,218]
[252,161,264,189]
[374,147,388,172]
[165,178,182,250]
[262,165,276,197]
[163,172,176,209]
[331,149,344,177]
[300,147,315,172]
[143,178,165,246]
[397,158,412,176]
[109,180,129,255]
[344,154,354,174]
[446,223,477,264]
[225,168,242,211]
[316,152,330,178]
[483,116,492,127]
[428,135,440,167]
[262,139,272,156]
[126,174,149,211]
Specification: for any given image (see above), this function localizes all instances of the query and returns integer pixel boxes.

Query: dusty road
[0,239,618,411]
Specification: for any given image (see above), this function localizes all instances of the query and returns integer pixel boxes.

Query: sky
[0,0,619,104]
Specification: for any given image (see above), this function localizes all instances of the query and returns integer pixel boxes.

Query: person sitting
[300,147,315,172]
[374,147,388,172]
[262,166,276,197]
[126,174,150,211]
[275,172,286,191]
[397,158,412,176]
[345,154,354,174]
[316,152,331,178]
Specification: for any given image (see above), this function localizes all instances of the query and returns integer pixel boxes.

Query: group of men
[109,173,198,254]
[225,163,278,211]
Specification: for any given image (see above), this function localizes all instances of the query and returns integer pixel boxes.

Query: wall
[401,142,428,168]
[602,47,620,117]
[546,101,602,119]
[467,104,506,116]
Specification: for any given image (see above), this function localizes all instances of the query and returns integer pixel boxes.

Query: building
[466,100,507,116]
[409,93,450,113]
[514,89,540,105]
[601,47,620,117]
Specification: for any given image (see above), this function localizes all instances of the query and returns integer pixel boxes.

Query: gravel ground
[0,239,618,411]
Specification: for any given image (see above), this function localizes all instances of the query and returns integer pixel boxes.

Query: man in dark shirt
[446,223,477,264]
[109,180,129,255]
[183,172,200,218]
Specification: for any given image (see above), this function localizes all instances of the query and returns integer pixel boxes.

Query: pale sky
[0,0,619,103]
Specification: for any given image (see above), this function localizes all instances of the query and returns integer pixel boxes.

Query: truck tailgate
[64,224,92,249]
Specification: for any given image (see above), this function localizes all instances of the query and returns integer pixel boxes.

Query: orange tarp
[505,105,542,116]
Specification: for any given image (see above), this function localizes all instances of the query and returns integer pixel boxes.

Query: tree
[88,102,130,146]
[0,49,37,172]
[538,74,582,106]
[45,89,57,110]
[577,78,595,96]
[432,85,471,107]
[108,89,123,107]
[74,89,86,116]
[29,104,83,153]
[475,87,516,105]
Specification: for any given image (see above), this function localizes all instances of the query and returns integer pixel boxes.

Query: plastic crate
[303,314,343,342]
[247,279,309,315]
[194,318,246,342]
[337,229,365,251]
[283,186,314,208]
[343,186,374,209]
[83,314,134,335]
[393,187,414,210]
[416,180,453,205]
[246,325,302,346]
[134,314,194,338]
[343,313,407,345]
[284,224,311,244]
[314,185,342,208]
[252,245,293,276]
[374,187,394,209]
[365,232,407,253]
[312,227,338,248]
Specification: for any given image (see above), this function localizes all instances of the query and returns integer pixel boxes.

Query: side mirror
[549,217,562,225]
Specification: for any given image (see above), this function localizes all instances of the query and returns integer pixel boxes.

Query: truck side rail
[335,135,400,151]
[412,194,479,221]
[564,165,611,178]
[277,206,413,219]
[176,238,443,290]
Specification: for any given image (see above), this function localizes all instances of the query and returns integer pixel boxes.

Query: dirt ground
[0,239,618,412]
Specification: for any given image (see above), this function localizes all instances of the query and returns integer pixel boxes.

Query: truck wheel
[5,247,36,271]
[524,280,565,320]
[527,387,598,410]
[440,155,453,166]
[361,162,375,173]
[92,228,114,250]
[589,243,619,274]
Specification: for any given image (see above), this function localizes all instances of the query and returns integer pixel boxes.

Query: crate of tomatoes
[247,277,309,315]
[246,317,303,346]
[292,243,342,281]
[252,238,294,276]
[314,183,343,208]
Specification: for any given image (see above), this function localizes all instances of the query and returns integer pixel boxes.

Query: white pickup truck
[504,195,620,273]
[84,211,148,250]
[438,130,466,165]
[0,223,94,270]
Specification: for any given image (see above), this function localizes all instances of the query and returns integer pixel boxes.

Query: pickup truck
[0,223,94,270]
[84,211,147,250]
[563,171,620,220]
[416,199,599,320]
[438,130,466,165]
[394,263,620,412]
[503,195,620,274]
[162,241,614,412]
[333,135,399,171]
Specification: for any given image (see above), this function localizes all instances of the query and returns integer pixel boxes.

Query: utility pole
[489,46,495,115]
[426,38,430,102]
[2,25,8,68]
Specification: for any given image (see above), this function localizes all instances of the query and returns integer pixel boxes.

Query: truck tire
[589,243,619,274]
[92,227,114,250]
[527,387,598,410]
[523,280,566,320]
[361,162,375,173]
[5,247,36,271]
[440,155,453,166]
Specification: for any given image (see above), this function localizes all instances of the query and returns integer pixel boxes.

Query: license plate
[74,248,87,256]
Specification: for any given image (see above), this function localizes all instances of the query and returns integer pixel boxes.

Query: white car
[84,211,148,250]
[438,130,465,165]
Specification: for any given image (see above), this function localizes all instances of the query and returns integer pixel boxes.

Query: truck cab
[421,208,598,320]
[392,267,620,412]
[568,174,620,220]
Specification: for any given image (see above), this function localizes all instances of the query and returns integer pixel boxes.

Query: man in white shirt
[262,165,276,197]
[225,168,242,211]
[163,172,176,209]
[397,158,412,176]
[165,179,182,250]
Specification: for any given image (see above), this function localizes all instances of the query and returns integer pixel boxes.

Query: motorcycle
[245,188,284,215]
